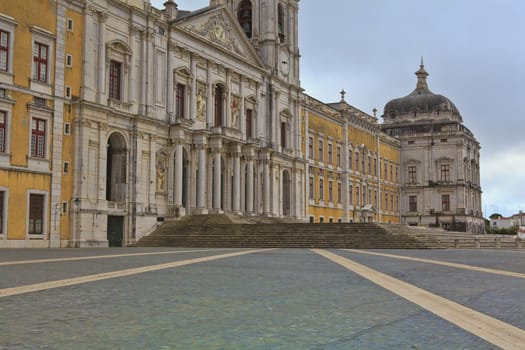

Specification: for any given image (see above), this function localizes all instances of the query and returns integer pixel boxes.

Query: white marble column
[263,160,270,215]
[232,152,241,213]
[196,144,207,214]
[225,70,232,128]
[96,12,107,103]
[206,65,213,127]
[174,142,183,209]
[166,44,174,118]
[213,150,222,210]
[246,158,254,214]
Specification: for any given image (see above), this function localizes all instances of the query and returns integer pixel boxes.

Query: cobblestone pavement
[1,248,524,349]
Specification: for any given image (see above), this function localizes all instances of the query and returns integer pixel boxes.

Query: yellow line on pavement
[0,249,270,298]
[343,249,525,279]
[313,249,525,350]
[0,249,229,266]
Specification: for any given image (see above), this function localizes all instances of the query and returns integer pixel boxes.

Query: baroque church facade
[0,0,483,247]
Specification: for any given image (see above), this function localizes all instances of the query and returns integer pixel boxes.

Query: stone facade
[381,63,484,233]
[0,0,484,248]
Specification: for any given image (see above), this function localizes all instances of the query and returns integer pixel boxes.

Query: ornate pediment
[174,7,265,69]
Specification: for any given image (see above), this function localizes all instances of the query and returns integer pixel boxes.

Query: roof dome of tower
[382,62,462,124]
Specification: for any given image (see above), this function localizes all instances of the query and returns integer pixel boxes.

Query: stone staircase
[134,215,524,249]
[379,224,524,249]
[135,215,432,249]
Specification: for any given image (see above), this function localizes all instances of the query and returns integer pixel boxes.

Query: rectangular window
[348,152,352,169]
[31,118,46,158]
[109,60,122,100]
[374,159,377,176]
[65,86,71,98]
[0,111,6,152]
[337,182,342,203]
[328,180,333,202]
[64,122,71,135]
[390,165,393,181]
[442,194,450,211]
[408,165,417,183]
[384,161,388,179]
[355,152,359,171]
[280,122,287,149]
[328,144,333,164]
[368,156,371,175]
[356,187,360,206]
[67,18,74,31]
[308,137,314,159]
[176,83,185,118]
[246,109,253,138]
[28,194,44,234]
[66,54,72,67]
[318,140,323,162]
[440,164,450,182]
[61,201,68,214]
[349,184,353,205]
[309,176,314,199]
[0,30,8,72]
[319,179,324,200]
[214,85,224,126]
[336,146,341,167]
[63,161,69,174]
[409,195,417,212]
[33,42,49,82]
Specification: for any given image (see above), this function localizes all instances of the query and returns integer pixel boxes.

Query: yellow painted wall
[0,0,57,88]
[0,171,51,239]
[0,1,57,242]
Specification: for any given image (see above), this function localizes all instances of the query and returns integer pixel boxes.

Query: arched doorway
[106,133,127,202]
[282,169,291,216]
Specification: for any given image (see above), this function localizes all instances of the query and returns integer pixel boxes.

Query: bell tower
[229,0,300,82]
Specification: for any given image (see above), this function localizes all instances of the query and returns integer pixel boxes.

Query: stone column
[174,142,184,215]
[190,55,198,120]
[206,64,213,127]
[263,160,270,215]
[213,150,222,210]
[166,44,175,118]
[246,157,254,213]
[225,70,232,128]
[96,12,107,103]
[195,144,207,214]
[232,152,241,213]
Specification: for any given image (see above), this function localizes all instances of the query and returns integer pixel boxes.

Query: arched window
[214,84,224,126]
[277,4,285,43]
[238,0,252,38]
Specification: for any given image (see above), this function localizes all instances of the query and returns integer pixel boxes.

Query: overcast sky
[152,0,525,217]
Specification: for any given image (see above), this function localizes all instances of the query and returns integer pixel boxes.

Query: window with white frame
[33,42,49,82]
[28,193,45,235]
[308,136,314,159]
[319,178,324,201]
[0,14,16,77]
[328,180,333,202]
[318,139,323,162]
[30,118,46,158]
[0,29,8,72]
[309,176,314,199]
[0,110,6,152]
[109,60,122,100]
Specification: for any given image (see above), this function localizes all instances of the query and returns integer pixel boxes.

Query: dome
[382,62,462,124]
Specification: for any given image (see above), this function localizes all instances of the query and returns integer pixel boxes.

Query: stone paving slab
[0,249,509,349]
[334,249,525,331]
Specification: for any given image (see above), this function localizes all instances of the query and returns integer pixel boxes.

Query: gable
[173,6,265,70]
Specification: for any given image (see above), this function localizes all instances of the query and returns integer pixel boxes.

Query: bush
[489,226,518,235]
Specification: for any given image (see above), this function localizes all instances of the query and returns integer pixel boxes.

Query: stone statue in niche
[231,96,240,129]
[196,89,206,121]
[156,154,167,192]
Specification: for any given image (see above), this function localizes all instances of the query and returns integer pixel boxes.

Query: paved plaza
[1,248,524,349]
